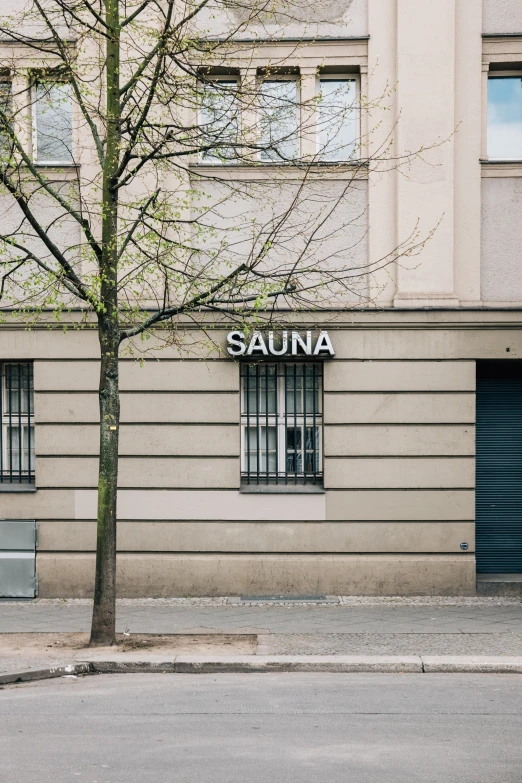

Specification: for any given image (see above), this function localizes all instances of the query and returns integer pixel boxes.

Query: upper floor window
[0,362,35,485]
[240,362,323,486]
[199,78,239,163]
[318,78,358,161]
[198,72,359,165]
[33,81,73,164]
[0,81,11,153]
[488,76,522,161]
[258,78,299,162]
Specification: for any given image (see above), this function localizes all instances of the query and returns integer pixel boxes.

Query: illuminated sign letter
[247,332,269,355]
[268,331,288,356]
[291,330,312,355]
[227,331,246,356]
[313,331,335,356]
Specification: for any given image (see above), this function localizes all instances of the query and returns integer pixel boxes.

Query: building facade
[1,0,522,596]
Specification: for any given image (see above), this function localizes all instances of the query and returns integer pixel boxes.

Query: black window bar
[241,362,323,485]
[0,362,35,484]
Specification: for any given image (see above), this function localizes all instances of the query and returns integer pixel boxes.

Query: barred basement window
[0,363,35,484]
[240,363,323,485]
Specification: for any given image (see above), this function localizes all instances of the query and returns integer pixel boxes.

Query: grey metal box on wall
[0,520,37,598]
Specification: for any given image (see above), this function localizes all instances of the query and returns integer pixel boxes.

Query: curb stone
[0,663,91,686]
[75,653,522,674]
[78,653,179,673]
[422,656,522,673]
[172,655,422,673]
[78,654,423,674]
[3,655,522,683]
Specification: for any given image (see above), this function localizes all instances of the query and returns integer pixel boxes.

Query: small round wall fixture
[460,542,469,551]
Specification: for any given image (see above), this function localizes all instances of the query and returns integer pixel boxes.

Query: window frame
[256,74,301,163]
[0,362,35,485]
[198,75,240,165]
[487,72,522,162]
[0,79,12,151]
[316,73,360,162]
[32,79,74,166]
[240,362,323,486]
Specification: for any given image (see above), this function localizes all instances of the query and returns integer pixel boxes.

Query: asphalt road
[1,673,521,782]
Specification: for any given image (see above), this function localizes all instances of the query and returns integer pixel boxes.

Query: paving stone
[257,633,522,656]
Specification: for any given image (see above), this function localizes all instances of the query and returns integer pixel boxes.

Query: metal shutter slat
[476,374,522,573]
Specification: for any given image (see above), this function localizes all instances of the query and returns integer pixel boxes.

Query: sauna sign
[226,330,335,357]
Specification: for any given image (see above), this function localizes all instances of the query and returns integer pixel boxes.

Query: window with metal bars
[0,363,35,484]
[240,362,323,485]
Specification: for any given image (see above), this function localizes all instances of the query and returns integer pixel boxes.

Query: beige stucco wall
[481,178,522,302]
[2,313,521,596]
[195,0,368,42]
[195,178,369,305]
[2,310,521,596]
[366,0,484,308]
[36,553,475,598]
[3,2,522,598]
[483,0,522,34]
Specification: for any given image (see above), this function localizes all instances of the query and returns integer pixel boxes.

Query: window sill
[26,165,79,181]
[481,160,522,177]
[240,482,324,494]
[0,484,37,492]
[34,160,77,166]
[190,162,368,181]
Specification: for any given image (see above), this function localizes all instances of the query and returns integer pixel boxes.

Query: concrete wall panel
[35,360,239,392]
[326,489,474,521]
[0,490,75,519]
[72,489,327,521]
[324,393,475,424]
[0,329,230,360]
[37,520,475,554]
[36,392,239,424]
[36,552,476,597]
[324,425,474,456]
[36,424,239,456]
[37,457,239,488]
[0,330,99,359]
[330,330,522,359]
[0,488,325,522]
[324,361,476,391]
[324,457,474,488]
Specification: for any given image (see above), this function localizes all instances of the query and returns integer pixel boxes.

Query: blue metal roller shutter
[476,361,522,573]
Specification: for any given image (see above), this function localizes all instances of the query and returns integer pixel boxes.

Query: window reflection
[259,80,299,161]
[488,77,522,161]
[35,82,73,163]
[318,79,358,161]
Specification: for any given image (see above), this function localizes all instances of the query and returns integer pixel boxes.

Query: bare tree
[0,0,432,645]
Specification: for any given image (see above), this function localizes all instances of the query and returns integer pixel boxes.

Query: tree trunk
[89,0,121,646]
[89,326,120,646]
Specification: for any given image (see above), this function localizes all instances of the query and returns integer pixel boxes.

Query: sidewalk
[1,596,522,682]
